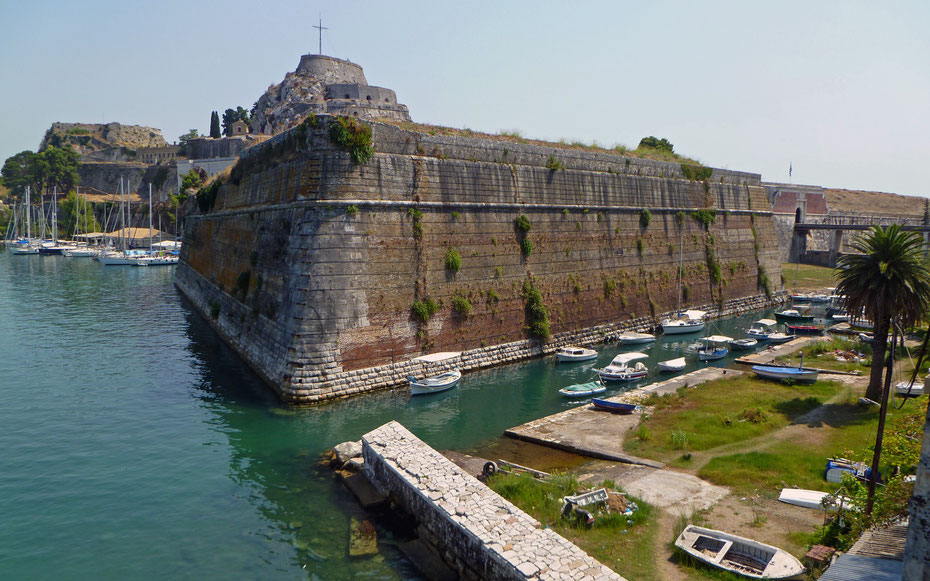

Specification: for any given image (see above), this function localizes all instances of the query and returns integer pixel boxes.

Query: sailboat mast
[25,186,31,241]
[52,186,58,242]
[148,183,153,252]
[677,226,684,316]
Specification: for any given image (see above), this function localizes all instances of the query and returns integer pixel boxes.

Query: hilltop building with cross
[251,54,411,135]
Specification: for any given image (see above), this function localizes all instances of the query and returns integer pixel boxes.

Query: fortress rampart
[175,116,783,402]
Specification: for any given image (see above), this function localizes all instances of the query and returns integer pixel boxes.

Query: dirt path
[653,510,689,581]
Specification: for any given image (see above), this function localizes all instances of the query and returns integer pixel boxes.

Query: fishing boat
[778,489,854,513]
[774,309,814,323]
[558,380,607,398]
[674,525,805,580]
[698,335,731,361]
[751,365,819,383]
[608,331,655,345]
[554,346,598,362]
[745,319,777,341]
[595,353,649,382]
[728,337,758,351]
[409,369,462,396]
[786,324,823,336]
[660,310,706,335]
[767,332,793,344]
[590,398,637,413]
[657,357,686,372]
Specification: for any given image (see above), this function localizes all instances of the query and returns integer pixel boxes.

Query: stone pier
[362,421,626,581]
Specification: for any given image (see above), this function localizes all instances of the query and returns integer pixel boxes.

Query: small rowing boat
[674,525,805,579]
[409,369,462,395]
[752,365,819,383]
[590,398,637,414]
[657,357,686,372]
[559,381,607,398]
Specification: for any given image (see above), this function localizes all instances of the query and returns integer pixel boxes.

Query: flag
[789,162,793,178]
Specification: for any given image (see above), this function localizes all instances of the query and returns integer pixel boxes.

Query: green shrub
[603,278,617,298]
[513,215,532,234]
[758,265,772,297]
[329,116,374,163]
[208,301,220,320]
[195,180,221,213]
[408,207,423,239]
[635,237,645,255]
[639,208,652,229]
[452,295,472,316]
[411,298,439,323]
[521,278,550,341]
[345,204,359,217]
[450,211,460,220]
[494,266,503,277]
[545,154,563,171]
[682,284,690,301]
[444,248,462,272]
[519,237,533,256]
[638,136,674,153]
[680,163,713,181]
[690,209,717,229]
[487,289,501,303]
[669,430,690,450]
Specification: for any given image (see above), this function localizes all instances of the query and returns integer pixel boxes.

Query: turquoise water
[0,252,775,580]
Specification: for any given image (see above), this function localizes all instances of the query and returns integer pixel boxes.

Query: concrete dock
[504,367,743,467]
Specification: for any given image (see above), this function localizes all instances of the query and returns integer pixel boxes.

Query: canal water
[0,252,778,580]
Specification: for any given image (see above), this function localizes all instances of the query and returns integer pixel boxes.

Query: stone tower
[251,55,411,135]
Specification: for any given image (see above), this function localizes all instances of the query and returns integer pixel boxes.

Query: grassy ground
[486,473,660,581]
[782,263,838,291]
[622,376,842,465]
[775,336,872,373]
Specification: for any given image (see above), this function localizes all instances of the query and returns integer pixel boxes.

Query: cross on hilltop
[313,17,328,55]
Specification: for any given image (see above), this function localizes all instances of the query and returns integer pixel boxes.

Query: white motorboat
[554,346,598,362]
[728,337,758,351]
[767,332,793,344]
[698,335,731,361]
[894,379,924,397]
[62,246,97,257]
[745,319,777,341]
[97,249,150,266]
[778,488,855,513]
[409,369,462,396]
[674,525,805,580]
[657,357,686,372]
[9,242,39,255]
[660,310,706,335]
[595,352,649,382]
[609,331,656,345]
[133,254,180,266]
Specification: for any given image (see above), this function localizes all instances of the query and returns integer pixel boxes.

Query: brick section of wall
[176,116,784,402]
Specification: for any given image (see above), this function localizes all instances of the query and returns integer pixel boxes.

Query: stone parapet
[362,421,626,580]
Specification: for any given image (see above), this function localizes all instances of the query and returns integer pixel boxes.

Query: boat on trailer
[590,398,637,414]
[674,525,805,580]
[409,369,462,396]
[554,346,598,362]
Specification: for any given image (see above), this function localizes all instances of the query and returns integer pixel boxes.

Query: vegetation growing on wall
[411,298,439,323]
[519,238,534,257]
[514,215,533,257]
[639,208,651,229]
[521,277,550,341]
[345,204,359,217]
[196,179,222,213]
[329,115,374,164]
[444,248,462,273]
[680,163,713,181]
[451,294,472,317]
[408,207,423,239]
[545,155,563,171]
[690,208,717,230]
[757,264,772,297]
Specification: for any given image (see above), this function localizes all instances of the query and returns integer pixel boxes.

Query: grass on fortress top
[782,262,839,291]
[380,120,705,166]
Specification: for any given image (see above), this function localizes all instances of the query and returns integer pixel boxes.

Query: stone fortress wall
[175,115,783,403]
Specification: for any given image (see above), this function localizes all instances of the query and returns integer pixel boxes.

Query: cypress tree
[209,111,221,139]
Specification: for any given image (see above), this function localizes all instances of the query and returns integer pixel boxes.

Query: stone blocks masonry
[175,116,783,403]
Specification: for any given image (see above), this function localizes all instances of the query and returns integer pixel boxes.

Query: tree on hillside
[210,111,221,139]
[637,136,675,154]
[178,129,200,156]
[1,151,37,198]
[222,106,252,136]
[836,225,930,401]
[58,191,100,236]
[41,146,80,194]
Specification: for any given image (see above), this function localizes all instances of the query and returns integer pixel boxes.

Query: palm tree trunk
[866,317,891,401]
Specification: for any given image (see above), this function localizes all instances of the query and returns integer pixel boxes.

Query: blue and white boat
[745,319,777,341]
[698,335,731,361]
[559,380,607,398]
[595,353,649,382]
[751,365,819,383]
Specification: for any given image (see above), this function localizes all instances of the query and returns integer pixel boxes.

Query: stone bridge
[791,218,930,265]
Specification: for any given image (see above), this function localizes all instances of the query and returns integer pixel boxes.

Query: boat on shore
[559,380,607,398]
[554,346,598,362]
[657,357,686,372]
[894,379,924,397]
[409,369,462,396]
[595,353,649,382]
[674,525,805,580]
[778,488,855,512]
[590,398,637,414]
[608,331,655,345]
[751,364,819,383]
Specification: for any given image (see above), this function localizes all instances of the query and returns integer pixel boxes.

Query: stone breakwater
[176,114,784,402]
[362,421,626,581]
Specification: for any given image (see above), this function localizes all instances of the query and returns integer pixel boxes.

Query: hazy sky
[1,1,927,197]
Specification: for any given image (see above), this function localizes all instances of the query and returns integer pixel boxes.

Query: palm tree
[835,224,930,401]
